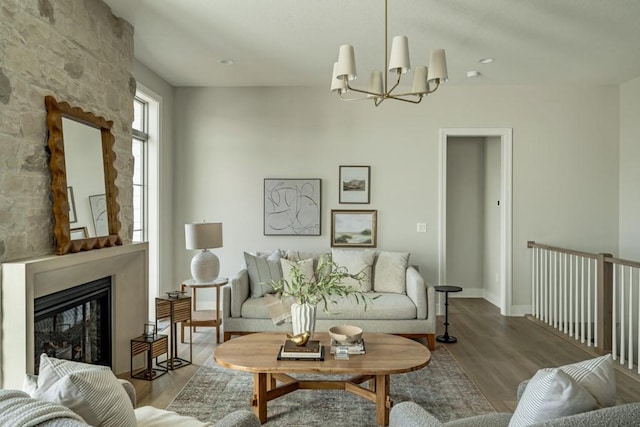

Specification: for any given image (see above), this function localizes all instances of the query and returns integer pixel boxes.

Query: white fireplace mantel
[1,243,148,388]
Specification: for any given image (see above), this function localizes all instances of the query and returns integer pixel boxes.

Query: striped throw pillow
[509,368,597,426]
[558,354,616,408]
[32,354,136,427]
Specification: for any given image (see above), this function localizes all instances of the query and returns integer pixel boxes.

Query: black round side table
[434,285,463,343]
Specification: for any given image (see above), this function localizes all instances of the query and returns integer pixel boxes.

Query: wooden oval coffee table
[214,332,431,426]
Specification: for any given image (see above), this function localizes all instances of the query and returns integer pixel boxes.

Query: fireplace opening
[34,277,112,374]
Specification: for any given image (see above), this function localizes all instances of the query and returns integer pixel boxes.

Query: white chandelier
[330,0,448,106]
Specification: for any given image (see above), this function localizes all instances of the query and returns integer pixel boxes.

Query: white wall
[619,76,640,260]
[173,84,620,313]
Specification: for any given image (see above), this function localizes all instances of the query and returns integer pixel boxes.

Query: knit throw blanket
[0,390,85,427]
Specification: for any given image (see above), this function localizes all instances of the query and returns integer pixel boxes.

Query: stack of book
[329,338,366,355]
[277,339,324,361]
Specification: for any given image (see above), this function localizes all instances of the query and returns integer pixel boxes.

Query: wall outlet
[416,223,427,233]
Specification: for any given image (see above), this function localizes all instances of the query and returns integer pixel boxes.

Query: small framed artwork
[67,186,77,223]
[264,178,321,236]
[339,165,370,204]
[331,209,377,248]
[89,194,109,236]
[70,226,88,240]
[143,323,156,338]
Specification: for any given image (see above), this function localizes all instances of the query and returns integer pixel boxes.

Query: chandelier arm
[385,73,402,95]
[337,91,373,102]
[386,94,424,104]
[345,80,385,98]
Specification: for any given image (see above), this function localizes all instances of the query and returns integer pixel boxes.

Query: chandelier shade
[330,0,447,106]
[388,35,410,74]
[411,66,428,95]
[368,71,384,98]
[336,45,357,81]
[330,62,347,92]
[427,48,448,83]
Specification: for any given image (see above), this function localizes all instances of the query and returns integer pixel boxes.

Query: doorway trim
[438,128,513,315]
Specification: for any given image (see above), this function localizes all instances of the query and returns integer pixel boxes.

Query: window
[132,97,148,242]
[132,86,161,319]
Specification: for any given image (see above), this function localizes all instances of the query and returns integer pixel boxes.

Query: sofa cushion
[242,292,415,320]
[245,250,282,298]
[283,250,330,270]
[508,368,597,427]
[280,257,315,288]
[331,249,375,292]
[557,354,616,408]
[32,355,136,427]
[135,406,213,426]
[373,251,409,293]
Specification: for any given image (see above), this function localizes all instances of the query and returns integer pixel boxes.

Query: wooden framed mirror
[45,95,122,255]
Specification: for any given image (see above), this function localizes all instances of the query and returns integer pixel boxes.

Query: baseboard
[509,305,531,317]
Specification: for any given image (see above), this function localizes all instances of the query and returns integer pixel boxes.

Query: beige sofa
[222,249,437,349]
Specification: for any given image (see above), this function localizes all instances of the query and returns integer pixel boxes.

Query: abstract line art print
[264,178,321,236]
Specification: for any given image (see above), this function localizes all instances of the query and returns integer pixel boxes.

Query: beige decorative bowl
[329,325,363,344]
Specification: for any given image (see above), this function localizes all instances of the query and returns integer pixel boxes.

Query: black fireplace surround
[34,277,112,374]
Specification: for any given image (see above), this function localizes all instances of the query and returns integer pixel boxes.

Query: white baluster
[628,266,633,370]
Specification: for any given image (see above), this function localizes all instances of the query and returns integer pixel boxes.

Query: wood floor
[122,298,640,412]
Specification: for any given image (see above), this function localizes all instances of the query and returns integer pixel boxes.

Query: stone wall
[0,0,135,261]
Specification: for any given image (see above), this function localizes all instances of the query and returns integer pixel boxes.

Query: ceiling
[102,0,640,88]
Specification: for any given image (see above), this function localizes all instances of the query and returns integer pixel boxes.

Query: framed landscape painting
[331,209,377,247]
[339,165,370,204]
[264,178,321,235]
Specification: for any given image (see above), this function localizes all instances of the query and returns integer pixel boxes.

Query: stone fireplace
[1,243,148,388]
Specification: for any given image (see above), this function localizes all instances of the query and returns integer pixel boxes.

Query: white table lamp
[185,222,223,283]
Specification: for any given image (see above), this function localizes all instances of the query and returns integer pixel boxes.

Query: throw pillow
[373,251,409,293]
[557,354,616,408]
[508,368,597,427]
[331,249,375,292]
[280,258,316,291]
[244,250,283,298]
[33,354,136,427]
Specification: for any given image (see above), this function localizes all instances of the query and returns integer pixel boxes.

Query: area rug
[166,346,495,426]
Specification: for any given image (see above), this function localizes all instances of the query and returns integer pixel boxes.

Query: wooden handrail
[604,256,640,269]
[527,241,598,260]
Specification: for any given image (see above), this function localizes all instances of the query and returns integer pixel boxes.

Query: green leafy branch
[269,256,378,312]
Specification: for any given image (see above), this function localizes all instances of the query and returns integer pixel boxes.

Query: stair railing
[528,241,640,374]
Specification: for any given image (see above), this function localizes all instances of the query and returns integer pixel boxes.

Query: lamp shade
[330,62,347,92]
[388,35,410,74]
[427,48,448,83]
[185,222,223,250]
[336,44,357,81]
[411,65,428,94]
[368,70,383,98]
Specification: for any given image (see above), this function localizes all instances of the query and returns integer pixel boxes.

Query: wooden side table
[156,294,192,370]
[130,333,168,380]
[180,277,228,344]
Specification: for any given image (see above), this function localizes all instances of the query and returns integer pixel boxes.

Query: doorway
[438,128,513,315]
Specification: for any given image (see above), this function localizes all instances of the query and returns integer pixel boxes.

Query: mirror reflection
[63,117,108,238]
[45,95,122,255]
